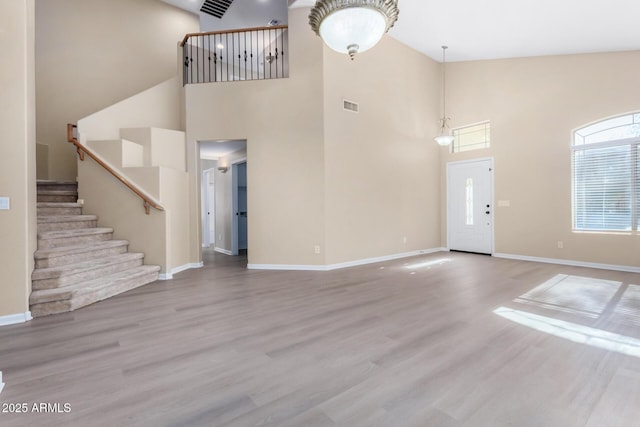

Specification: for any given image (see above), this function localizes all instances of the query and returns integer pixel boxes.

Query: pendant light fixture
[309,0,400,60]
[434,45,455,146]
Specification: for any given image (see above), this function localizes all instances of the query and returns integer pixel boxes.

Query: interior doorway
[199,139,247,258]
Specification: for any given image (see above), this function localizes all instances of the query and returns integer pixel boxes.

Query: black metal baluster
[243,31,247,81]
[250,30,254,80]
[208,34,211,83]
[190,40,194,84]
[219,34,223,82]
[237,32,241,81]
[282,28,286,78]
[275,31,279,78]
[269,29,273,79]
[182,43,187,86]
[213,34,218,82]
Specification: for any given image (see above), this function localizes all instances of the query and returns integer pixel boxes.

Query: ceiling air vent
[343,99,359,113]
[200,0,234,19]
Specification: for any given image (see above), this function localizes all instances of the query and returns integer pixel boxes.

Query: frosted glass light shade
[309,0,399,59]
[435,135,455,146]
[319,8,386,55]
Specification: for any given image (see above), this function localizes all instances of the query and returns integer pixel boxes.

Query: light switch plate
[0,197,10,210]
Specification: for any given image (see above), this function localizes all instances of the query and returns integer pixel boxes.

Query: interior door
[447,158,494,254]
[232,161,248,255]
[208,180,215,246]
[202,169,212,247]
[237,162,248,251]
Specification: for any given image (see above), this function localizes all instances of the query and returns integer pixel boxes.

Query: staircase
[31,180,160,317]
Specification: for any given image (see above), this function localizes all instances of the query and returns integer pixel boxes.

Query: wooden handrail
[67,124,164,215]
[180,25,288,47]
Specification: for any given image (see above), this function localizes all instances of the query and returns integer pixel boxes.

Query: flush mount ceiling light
[435,45,454,146]
[309,0,400,60]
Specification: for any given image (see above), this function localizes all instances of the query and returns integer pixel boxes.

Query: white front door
[447,158,494,254]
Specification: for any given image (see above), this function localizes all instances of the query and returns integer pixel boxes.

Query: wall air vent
[200,0,234,19]
[343,99,359,113]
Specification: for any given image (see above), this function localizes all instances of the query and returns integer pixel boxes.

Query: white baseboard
[214,247,233,256]
[158,262,204,280]
[248,248,447,271]
[0,311,33,327]
[493,253,640,274]
[247,264,328,271]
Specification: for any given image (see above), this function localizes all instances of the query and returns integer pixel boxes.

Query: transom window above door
[452,121,491,153]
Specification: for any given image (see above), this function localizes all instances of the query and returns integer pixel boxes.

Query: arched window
[572,113,640,232]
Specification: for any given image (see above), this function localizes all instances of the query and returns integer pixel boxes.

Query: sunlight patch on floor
[494,306,640,358]
[611,284,640,326]
[404,258,452,270]
[513,274,622,319]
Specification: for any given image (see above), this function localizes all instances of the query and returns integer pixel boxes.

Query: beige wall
[36,0,198,180]
[36,143,48,179]
[0,0,36,318]
[442,51,640,267]
[78,78,184,144]
[322,36,442,264]
[185,8,443,267]
[185,8,326,266]
[78,149,191,276]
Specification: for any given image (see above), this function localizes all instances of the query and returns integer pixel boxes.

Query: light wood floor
[1,250,640,426]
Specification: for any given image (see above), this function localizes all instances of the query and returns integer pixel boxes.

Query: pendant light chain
[434,45,455,146]
[442,45,448,123]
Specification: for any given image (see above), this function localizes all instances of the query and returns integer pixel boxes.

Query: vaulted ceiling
[165,0,640,62]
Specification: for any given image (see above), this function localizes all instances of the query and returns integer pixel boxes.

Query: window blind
[573,144,634,231]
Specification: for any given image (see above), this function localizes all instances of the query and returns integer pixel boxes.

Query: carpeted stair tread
[37,202,83,208]
[34,240,130,269]
[30,265,161,306]
[37,190,77,196]
[38,215,98,223]
[37,202,84,216]
[37,180,77,185]
[38,227,113,240]
[32,252,145,282]
[34,240,129,260]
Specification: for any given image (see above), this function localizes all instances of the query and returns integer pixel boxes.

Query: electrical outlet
[403,236,407,244]
[77,198,84,205]
[314,245,321,254]
[557,241,563,249]
[218,234,222,241]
